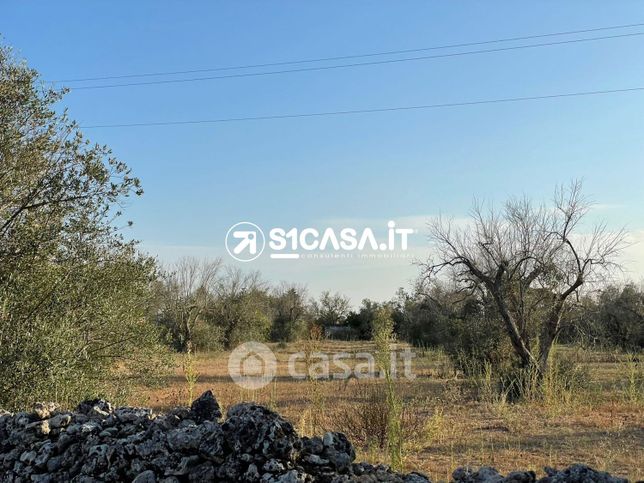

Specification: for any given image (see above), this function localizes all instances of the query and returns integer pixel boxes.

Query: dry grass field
[131,341,643,482]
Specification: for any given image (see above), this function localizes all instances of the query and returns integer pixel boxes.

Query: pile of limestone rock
[0,390,629,482]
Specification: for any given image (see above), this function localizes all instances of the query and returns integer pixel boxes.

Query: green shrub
[0,44,171,410]
[191,320,224,352]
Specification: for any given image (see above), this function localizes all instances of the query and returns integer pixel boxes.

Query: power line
[52,21,644,83]
[68,31,644,92]
[80,85,644,128]
[67,32,644,91]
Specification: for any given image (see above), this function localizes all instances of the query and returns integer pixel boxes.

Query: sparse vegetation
[182,348,200,405]
[372,306,405,470]
[299,323,327,436]
[134,341,643,481]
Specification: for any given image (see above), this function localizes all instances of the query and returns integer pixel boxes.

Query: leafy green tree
[270,283,308,342]
[310,291,351,326]
[561,284,644,350]
[594,284,644,350]
[394,284,513,374]
[393,286,451,346]
[0,44,170,409]
[346,299,382,339]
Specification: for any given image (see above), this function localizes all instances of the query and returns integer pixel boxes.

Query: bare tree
[213,266,270,347]
[161,257,222,352]
[422,181,626,378]
[271,282,309,341]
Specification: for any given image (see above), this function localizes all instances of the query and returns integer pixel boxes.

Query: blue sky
[4,2,644,303]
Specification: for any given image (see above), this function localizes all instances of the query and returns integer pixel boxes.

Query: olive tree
[0,43,170,409]
[422,182,626,379]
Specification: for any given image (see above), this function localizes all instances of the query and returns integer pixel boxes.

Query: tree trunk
[490,287,534,368]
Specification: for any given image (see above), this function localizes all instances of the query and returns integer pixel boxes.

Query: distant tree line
[152,256,354,351]
[153,254,643,361]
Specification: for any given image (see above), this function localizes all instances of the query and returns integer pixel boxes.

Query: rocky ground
[0,391,631,482]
